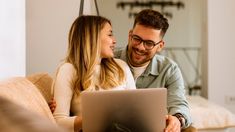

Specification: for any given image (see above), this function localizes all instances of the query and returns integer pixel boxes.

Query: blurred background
[1,0,235,114]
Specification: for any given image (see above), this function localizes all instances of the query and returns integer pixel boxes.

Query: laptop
[81,88,167,132]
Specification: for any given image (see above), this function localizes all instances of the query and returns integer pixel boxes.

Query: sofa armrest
[0,76,55,123]
[27,73,53,103]
[0,96,65,132]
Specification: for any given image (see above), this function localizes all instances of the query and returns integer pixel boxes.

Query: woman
[52,15,136,132]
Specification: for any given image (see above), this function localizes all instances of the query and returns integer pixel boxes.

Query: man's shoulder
[114,47,125,59]
[152,54,178,67]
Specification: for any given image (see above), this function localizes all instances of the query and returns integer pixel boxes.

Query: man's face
[127,24,165,67]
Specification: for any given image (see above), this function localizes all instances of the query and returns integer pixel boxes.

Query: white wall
[0,0,25,80]
[26,0,80,75]
[98,0,202,48]
[26,0,96,75]
[207,0,235,113]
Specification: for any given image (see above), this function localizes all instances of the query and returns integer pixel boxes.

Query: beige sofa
[0,73,197,132]
[0,73,64,131]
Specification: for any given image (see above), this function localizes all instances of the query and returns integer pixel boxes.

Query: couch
[0,73,197,132]
[0,73,65,132]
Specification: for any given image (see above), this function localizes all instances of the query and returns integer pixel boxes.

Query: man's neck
[128,60,150,81]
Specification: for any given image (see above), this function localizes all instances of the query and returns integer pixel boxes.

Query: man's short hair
[133,9,169,37]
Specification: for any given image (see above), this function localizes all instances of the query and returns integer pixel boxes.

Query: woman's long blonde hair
[65,15,125,94]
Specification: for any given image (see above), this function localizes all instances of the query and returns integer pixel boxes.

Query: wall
[26,0,96,75]
[98,0,202,48]
[0,0,25,80]
[26,0,80,75]
[207,0,235,113]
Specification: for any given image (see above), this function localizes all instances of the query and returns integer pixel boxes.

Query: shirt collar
[142,56,159,76]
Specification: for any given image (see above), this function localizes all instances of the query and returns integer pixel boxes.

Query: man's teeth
[135,50,144,55]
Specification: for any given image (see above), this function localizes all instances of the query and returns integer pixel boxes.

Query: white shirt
[53,59,136,132]
[129,64,149,81]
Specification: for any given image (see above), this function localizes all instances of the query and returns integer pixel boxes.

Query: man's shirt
[114,47,192,128]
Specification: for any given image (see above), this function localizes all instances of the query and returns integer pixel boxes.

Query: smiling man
[115,9,194,132]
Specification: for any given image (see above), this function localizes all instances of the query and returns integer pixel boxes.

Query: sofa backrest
[0,73,55,123]
[27,73,53,103]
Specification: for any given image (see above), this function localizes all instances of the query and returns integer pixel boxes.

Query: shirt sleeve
[52,63,77,132]
[166,64,192,128]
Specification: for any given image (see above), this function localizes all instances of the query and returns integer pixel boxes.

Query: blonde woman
[52,15,136,132]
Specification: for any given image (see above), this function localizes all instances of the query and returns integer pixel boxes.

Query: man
[115,9,193,132]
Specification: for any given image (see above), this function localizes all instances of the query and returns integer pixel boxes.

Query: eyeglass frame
[130,34,162,50]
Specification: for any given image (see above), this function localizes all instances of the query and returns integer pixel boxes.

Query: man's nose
[136,41,146,51]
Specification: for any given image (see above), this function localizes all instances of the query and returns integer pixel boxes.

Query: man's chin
[131,57,151,67]
[130,59,144,67]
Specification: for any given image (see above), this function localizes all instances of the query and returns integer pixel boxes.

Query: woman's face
[100,23,116,58]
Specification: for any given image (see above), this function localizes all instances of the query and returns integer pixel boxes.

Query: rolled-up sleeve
[166,65,192,128]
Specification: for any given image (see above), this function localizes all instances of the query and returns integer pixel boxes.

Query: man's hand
[164,115,181,132]
[48,98,56,113]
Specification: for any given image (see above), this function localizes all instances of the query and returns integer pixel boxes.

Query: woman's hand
[48,98,56,113]
[74,116,83,131]
[164,115,181,132]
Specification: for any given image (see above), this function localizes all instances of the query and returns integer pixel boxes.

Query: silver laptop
[81,88,167,132]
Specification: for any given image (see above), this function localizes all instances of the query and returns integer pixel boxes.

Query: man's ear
[156,41,165,52]
[128,30,133,38]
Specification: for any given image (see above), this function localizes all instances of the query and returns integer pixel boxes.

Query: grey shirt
[115,47,192,128]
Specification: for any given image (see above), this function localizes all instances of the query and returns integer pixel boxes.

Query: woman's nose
[113,38,116,44]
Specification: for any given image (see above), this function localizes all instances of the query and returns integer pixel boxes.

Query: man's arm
[166,64,192,129]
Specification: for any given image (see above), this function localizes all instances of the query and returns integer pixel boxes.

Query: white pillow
[187,96,235,130]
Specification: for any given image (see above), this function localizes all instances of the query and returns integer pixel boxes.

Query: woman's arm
[53,63,82,131]
[74,116,82,131]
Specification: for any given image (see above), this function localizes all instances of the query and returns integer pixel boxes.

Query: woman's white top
[53,59,136,132]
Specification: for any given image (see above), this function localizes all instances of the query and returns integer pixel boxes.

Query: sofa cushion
[0,96,65,132]
[0,77,55,123]
[27,73,53,103]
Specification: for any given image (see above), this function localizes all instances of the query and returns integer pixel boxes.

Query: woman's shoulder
[114,58,128,67]
[113,59,131,74]
[58,62,76,74]
[55,62,77,83]
[59,62,74,69]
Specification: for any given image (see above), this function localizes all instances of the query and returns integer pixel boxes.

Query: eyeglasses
[131,34,162,50]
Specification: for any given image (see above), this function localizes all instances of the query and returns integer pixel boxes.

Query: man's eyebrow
[133,34,155,42]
